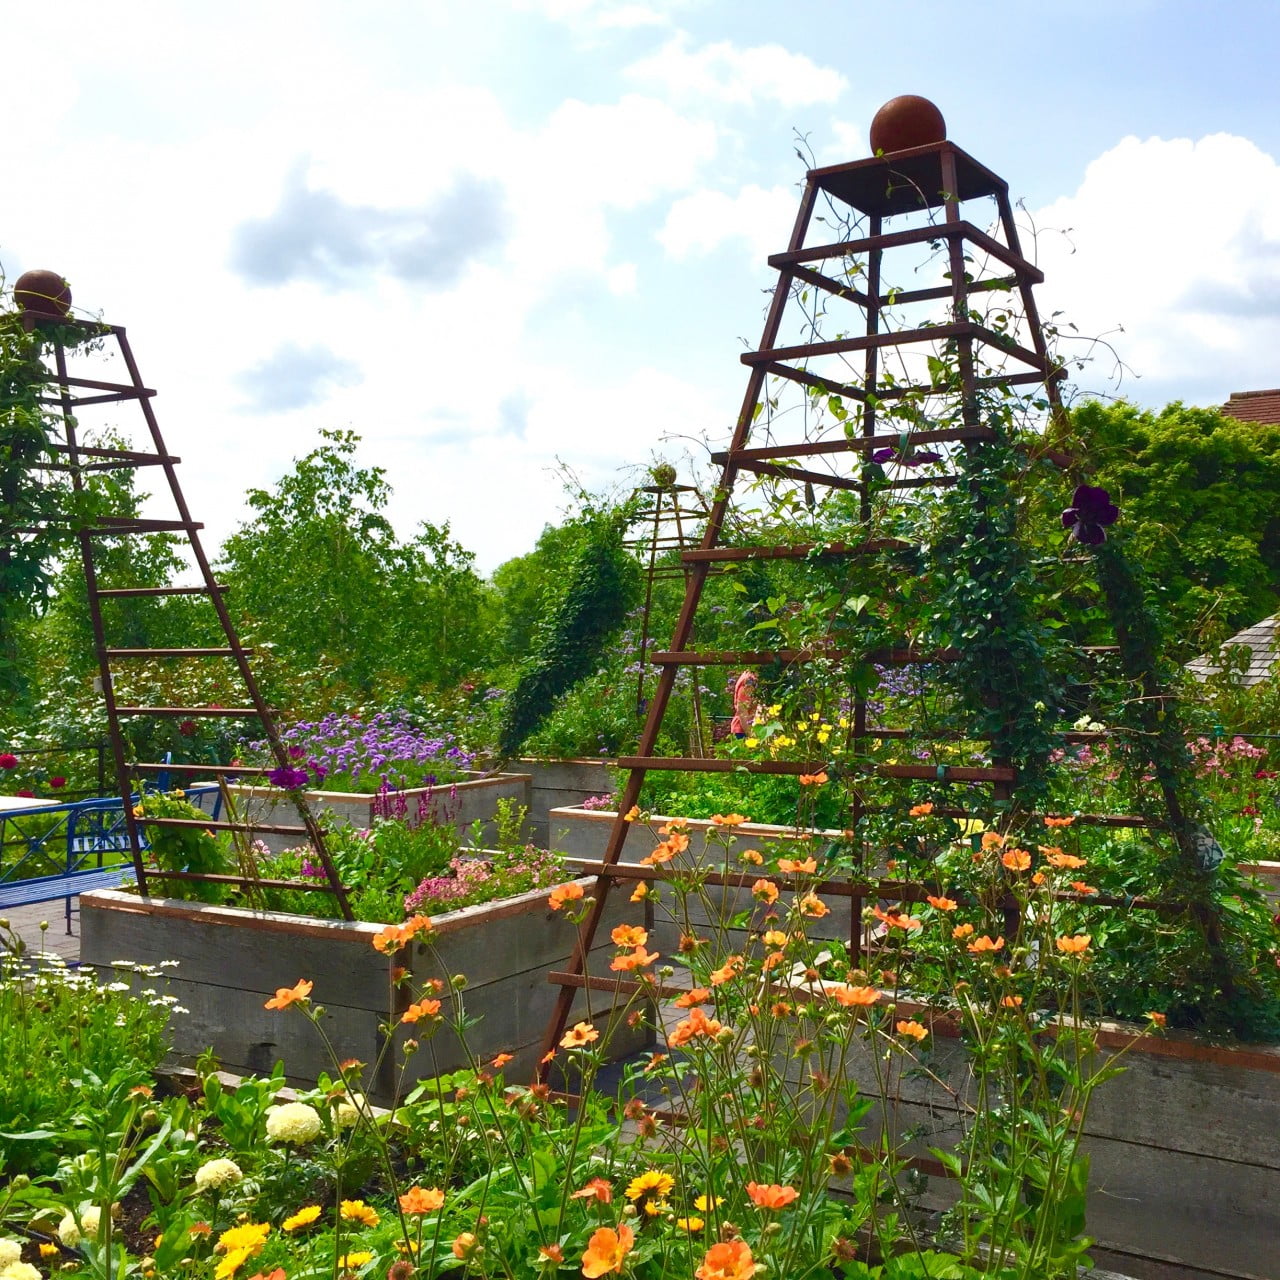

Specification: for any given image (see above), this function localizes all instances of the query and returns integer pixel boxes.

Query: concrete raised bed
[518,758,616,846]
[81,878,648,1101]
[227,771,532,853]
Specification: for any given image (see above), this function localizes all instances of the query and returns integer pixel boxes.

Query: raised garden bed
[81,878,647,1101]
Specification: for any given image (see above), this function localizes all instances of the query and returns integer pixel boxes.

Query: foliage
[133,789,234,903]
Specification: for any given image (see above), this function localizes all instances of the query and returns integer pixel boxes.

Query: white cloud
[658,183,796,261]
[1031,133,1280,399]
[627,35,847,107]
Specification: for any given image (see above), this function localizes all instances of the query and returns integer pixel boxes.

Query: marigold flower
[399,1186,445,1214]
[739,848,764,865]
[777,856,817,874]
[610,947,659,972]
[216,1222,271,1255]
[967,935,1005,954]
[581,1224,634,1278]
[340,1199,379,1227]
[673,987,710,1008]
[626,1169,675,1202]
[264,1102,322,1145]
[401,998,442,1024]
[194,1158,243,1192]
[264,978,313,1011]
[560,1021,599,1049]
[926,895,957,912]
[798,892,829,919]
[612,925,649,948]
[746,1181,798,1209]
[830,984,880,1007]
[571,1177,614,1203]
[282,1205,322,1231]
[711,813,747,826]
[1056,933,1092,955]
[696,1239,755,1280]
[909,802,935,817]
[337,1253,374,1270]
[895,1019,928,1041]
[952,922,975,939]
[751,879,779,904]
[549,882,585,911]
[1001,848,1031,872]
[694,1194,723,1211]
[798,771,828,786]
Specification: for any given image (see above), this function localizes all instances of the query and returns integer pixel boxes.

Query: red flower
[15,789,35,798]
[50,776,67,789]
[0,753,18,769]
[178,719,198,737]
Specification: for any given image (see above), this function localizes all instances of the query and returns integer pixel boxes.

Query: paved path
[1,899,81,963]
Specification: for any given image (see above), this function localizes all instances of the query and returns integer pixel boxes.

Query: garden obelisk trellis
[12,281,352,917]
[539,98,1144,1064]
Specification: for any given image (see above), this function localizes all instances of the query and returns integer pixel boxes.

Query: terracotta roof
[1187,614,1279,686]
[1221,388,1280,425]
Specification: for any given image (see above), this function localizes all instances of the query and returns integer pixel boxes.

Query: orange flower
[831,984,880,1007]
[751,879,779,904]
[746,1181,798,1210]
[610,947,659,972]
[668,1007,725,1047]
[967,935,1005,954]
[1069,881,1098,895]
[696,1240,756,1280]
[264,979,313,1011]
[1001,848,1031,872]
[641,841,676,866]
[491,1053,513,1068]
[798,892,829,919]
[872,904,921,930]
[1043,815,1076,828]
[980,831,1007,850]
[952,922,975,940]
[777,856,817,874]
[549,882,586,911]
[581,1224,634,1278]
[1146,1011,1167,1027]
[452,1232,479,1260]
[1001,995,1023,1008]
[1056,934,1092,955]
[612,925,649,948]
[1040,846,1086,869]
[925,895,957,912]
[373,917,433,954]
[570,1177,613,1203]
[399,1186,445,1214]
[739,848,764,865]
[657,820,690,837]
[710,956,744,985]
[623,805,641,822]
[761,929,788,949]
[711,813,747,826]
[401,998,442,1024]
[673,987,711,1008]
[629,882,649,902]
[909,802,934,817]
[798,771,828,786]
[895,1019,928,1041]
[561,1021,600,1048]
[666,833,691,854]
[1031,871,1047,886]
[540,1244,566,1264]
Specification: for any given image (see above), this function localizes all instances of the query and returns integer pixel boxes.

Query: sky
[3,0,1280,574]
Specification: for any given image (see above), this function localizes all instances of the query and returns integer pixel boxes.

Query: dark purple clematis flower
[267,765,310,790]
[1061,484,1120,545]
[870,445,942,469]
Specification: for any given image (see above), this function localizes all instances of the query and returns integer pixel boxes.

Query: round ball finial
[13,269,72,318]
[869,96,946,155]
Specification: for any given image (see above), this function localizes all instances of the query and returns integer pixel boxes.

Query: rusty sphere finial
[13,269,72,318]
[869,96,946,155]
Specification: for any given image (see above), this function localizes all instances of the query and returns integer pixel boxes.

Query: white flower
[0,1240,22,1268]
[0,1260,42,1280]
[58,1203,102,1247]
[333,1092,365,1127]
[265,1101,323,1146]
[194,1157,243,1192]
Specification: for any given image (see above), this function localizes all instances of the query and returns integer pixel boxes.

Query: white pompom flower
[194,1157,244,1192]
[265,1101,323,1146]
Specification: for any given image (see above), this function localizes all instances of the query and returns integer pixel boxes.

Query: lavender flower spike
[1061,483,1119,546]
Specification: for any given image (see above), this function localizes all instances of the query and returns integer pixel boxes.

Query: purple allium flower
[1061,484,1119,545]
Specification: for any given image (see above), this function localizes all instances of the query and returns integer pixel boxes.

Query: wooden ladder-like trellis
[539,129,1170,1066]
[20,308,352,917]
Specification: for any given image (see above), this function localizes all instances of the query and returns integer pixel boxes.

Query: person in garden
[730,669,758,738]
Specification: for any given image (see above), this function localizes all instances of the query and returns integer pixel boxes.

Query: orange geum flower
[926,895,958,912]
[761,929,788,949]
[657,819,690,837]
[1070,881,1098,895]
[549,882,585,911]
[1040,847,1087,869]
[610,947,659,972]
[401,998,442,1024]
[666,832,691,853]
[673,987,711,1008]
[491,1053,514,1069]
[1056,934,1092,955]
[980,831,1007,850]
[831,984,880,1007]
[668,1007,724,1047]
[739,848,764,865]
[711,813,748,826]
[746,1181,798,1210]
[1043,815,1076,828]
[640,841,676,866]
[1001,848,1031,872]
[967,934,1005,954]
[1001,995,1024,1008]
[570,1177,613,1204]
[623,805,641,822]
[710,956,744,985]
[798,892,829,919]
[264,979,313,1011]
[909,802,935,817]
[777,856,817,874]
[798,771,828,786]
[952,922,975,940]
[399,1185,445,1215]
[1147,1011,1168,1027]
[1031,871,1047,886]
[540,1244,566,1264]
[561,1021,600,1049]
[582,1224,634,1278]
[452,1232,480,1260]
[629,882,649,902]
[872,904,921,930]
[696,1240,755,1280]
[896,1019,928,1041]
[752,878,780,904]
[611,925,649,948]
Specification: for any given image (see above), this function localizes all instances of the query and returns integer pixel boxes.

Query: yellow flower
[676,1216,705,1232]
[693,1194,723,1212]
[217,1223,271,1254]
[282,1205,322,1232]
[337,1252,374,1269]
[340,1199,380,1228]
[626,1169,675,1202]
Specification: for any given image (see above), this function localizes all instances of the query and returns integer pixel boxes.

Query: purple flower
[288,745,305,759]
[871,445,942,469]
[267,765,310,790]
[1061,484,1119,545]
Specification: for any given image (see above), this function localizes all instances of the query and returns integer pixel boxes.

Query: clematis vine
[870,444,942,469]
[1060,484,1119,545]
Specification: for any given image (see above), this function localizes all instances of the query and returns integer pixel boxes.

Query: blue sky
[3,1,1278,571]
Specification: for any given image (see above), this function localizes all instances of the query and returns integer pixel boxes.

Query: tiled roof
[1221,388,1280,425]
[1187,614,1279,686]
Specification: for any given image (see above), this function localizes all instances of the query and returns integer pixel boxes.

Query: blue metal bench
[0,785,221,932]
